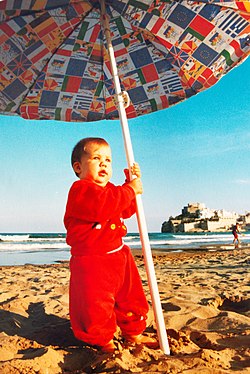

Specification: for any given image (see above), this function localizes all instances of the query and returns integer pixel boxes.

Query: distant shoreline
[1,232,249,267]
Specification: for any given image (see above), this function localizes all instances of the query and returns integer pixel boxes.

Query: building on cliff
[161,202,244,233]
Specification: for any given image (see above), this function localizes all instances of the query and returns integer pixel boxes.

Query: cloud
[235,179,250,185]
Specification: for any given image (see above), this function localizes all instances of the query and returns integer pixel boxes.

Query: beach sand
[0,246,249,373]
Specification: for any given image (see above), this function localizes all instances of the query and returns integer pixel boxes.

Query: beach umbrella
[0,0,249,354]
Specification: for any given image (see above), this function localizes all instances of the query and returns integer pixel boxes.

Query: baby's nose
[100,160,107,167]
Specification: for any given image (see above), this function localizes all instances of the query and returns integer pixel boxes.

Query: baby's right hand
[127,177,143,195]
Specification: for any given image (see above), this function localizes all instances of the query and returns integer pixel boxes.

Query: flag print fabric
[0,0,249,122]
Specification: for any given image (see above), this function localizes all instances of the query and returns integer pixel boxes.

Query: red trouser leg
[69,246,148,346]
[114,245,149,336]
[70,254,120,346]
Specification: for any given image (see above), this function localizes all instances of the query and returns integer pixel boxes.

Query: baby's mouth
[99,170,107,177]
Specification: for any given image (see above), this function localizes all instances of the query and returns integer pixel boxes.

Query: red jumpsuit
[64,179,149,346]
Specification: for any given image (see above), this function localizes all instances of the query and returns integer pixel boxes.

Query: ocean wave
[29,234,65,239]
[0,234,30,242]
[0,233,249,256]
[0,235,66,243]
[125,241,141,246]
[172,234,231,239]
[0,242,70,251]
[28,238,66,242]
[148,240,170,246]
[123,236,140,242]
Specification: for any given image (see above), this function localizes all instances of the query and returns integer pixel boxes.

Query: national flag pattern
[0,0,249,121]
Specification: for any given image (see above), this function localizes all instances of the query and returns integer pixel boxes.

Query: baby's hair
[71,137,109,176]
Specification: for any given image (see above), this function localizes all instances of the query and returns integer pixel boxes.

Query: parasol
[0,0,249,354]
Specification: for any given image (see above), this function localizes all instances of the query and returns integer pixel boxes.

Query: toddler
[64,137,157,352]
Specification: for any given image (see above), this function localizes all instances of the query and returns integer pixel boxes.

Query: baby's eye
[106,158,111,163]
[93,156,100,160]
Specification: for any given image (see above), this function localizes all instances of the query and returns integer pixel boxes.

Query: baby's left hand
[124,162,141,181]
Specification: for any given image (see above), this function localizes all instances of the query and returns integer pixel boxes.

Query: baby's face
[74,142,112,187]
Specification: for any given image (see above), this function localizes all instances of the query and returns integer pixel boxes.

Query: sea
[0,231,250,266]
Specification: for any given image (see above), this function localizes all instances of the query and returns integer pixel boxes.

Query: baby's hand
[131,162,141,178]
[128,177,143,195]
[124,162,141,181]
[124,162,143,195]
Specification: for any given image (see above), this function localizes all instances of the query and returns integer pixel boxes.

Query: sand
[0,245,249,373]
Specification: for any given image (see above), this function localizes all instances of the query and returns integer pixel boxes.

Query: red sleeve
[121,195,137,219]
[65,180,135,223]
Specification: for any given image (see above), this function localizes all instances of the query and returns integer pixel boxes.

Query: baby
[64,137,158,351]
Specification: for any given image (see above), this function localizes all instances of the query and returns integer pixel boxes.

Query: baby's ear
[73,162,81,174]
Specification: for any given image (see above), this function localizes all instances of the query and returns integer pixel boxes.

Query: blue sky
[0,57,249,233]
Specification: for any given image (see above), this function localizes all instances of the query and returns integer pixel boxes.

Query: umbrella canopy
[0,0,249,121]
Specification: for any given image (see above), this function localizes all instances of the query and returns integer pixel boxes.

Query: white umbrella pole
[100,0,170,355]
